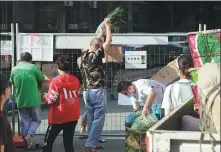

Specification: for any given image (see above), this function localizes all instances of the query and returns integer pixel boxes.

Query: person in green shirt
[10,52,44,149]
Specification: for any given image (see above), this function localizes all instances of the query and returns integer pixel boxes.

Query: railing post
[199,24,202,31]
[11,23,16,135]
[203,24,207,31]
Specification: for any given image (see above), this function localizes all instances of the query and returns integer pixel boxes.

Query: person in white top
[161,54,194,116]
[117,79,166,120]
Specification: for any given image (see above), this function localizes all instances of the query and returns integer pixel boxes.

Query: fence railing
[1,23,188,136]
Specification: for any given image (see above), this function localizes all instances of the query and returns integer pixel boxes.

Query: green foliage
[95,7,127,34]
[131,114,158,132]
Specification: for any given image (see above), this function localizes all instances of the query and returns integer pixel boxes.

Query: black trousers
[42,120,78,152]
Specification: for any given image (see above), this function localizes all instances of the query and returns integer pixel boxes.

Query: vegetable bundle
[95,7,127,34]
[131,113,158,132]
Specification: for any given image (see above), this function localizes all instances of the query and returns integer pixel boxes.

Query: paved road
[9,96,132,135]
[16,135,125,152]
[9,104,132,136]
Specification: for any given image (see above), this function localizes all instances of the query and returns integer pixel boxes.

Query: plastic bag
[125,113,136,127]
[125,111,142,127]
[134,110,142,119]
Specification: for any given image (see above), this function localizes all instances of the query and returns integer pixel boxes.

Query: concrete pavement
[16,135,125,152]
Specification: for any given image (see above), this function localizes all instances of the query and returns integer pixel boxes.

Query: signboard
[55,34,168,49]
[18,33,53,61]
[56,35,94,49]
[125,51,147,69]
[0,40,13,55]
[111,35,168,45]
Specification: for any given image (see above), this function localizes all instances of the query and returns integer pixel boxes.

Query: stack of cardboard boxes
[151,56,180,85]
[103,44,123,63]
[40,63,58,104]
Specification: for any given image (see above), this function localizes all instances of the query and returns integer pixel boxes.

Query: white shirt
[131,79,166,112]
[161,79,193,111]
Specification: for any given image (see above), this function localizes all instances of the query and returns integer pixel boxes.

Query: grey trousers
[18,106,42,137]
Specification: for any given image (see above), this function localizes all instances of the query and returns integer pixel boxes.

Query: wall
[0,1,220,33]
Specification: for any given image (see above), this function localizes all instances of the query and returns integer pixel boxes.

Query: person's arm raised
[102,18,112,50]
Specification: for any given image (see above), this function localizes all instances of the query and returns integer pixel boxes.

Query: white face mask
[127,93,133,97]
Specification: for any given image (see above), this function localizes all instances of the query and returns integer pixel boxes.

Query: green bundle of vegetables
[95,7,127,34]
[131,114,159,132]
[134,110,142,119]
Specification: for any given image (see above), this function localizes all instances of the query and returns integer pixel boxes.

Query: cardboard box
[42,64,58,80]
[103,44,123,63]
[35,62,42,70]
[125,127,146,150]
[151,56,180,86]
[40,63,58,103]
[40,80,50,101]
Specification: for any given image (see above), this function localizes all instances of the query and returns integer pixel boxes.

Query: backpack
[13,135,27,148]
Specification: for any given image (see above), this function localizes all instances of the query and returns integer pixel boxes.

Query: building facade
[0,1,221,33]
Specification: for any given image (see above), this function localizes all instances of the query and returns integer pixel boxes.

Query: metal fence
[48,39,185,136]
[1,23,188,136]
[0,23,18,135]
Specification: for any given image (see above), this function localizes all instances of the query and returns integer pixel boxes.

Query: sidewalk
[16,135,125,152]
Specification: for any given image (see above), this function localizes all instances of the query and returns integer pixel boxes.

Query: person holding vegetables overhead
[81,18,112,152]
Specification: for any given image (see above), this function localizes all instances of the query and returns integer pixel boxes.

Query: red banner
[187,34,202,68]
[187,30,221,68]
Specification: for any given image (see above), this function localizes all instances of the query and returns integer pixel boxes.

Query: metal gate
[5,23,188,136]
[0,23,18,135]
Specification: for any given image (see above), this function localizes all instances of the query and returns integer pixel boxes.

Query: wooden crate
[125,142,146,152]
[125,127,146,150]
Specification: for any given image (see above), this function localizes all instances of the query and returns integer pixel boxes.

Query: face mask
[127,93,133,97]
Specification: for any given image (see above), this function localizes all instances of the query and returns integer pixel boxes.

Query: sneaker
[24,135,33,149]
[98,138,106,143]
